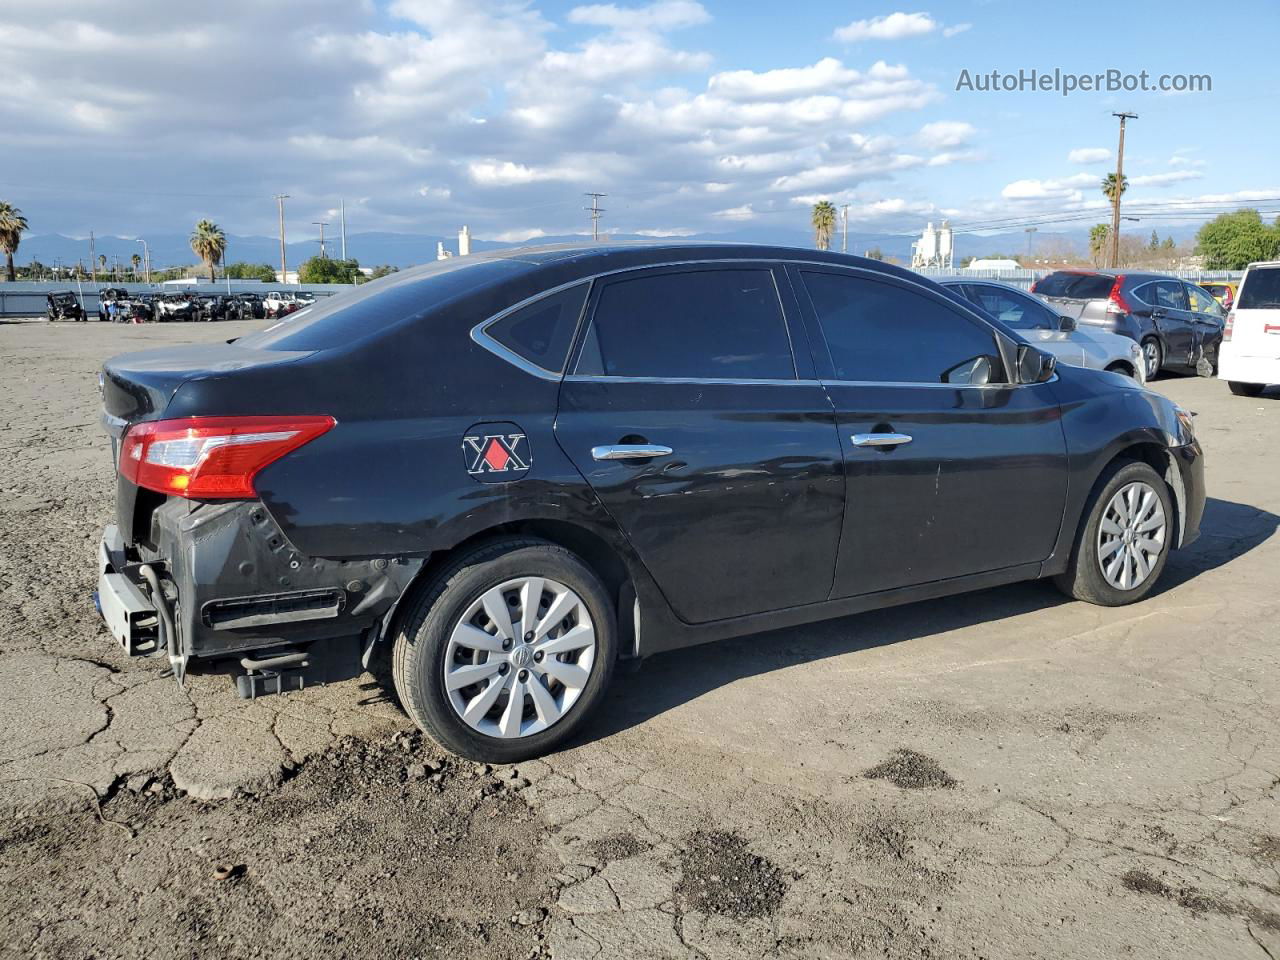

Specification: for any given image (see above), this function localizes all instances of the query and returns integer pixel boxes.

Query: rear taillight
[119,415,335,499]
[1223,312,1234,342]
[1105,275,1131,317]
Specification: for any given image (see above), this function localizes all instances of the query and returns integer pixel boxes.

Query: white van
[1220,261,1280,397]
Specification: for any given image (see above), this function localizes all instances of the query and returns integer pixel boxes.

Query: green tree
[1148,230,1159,251]
[1101,173,1128,204]
[1195,209,1280,270]
[298,256,361,284]
[811,200,837,251]
[367,264,399,280]
[1162,235,1176,250]
[130,253,142,279]
[224,261,278,282]
[1089,224,1111,267]
[0,201,29,281]
[189,219,227,282]
[864,247,884,261]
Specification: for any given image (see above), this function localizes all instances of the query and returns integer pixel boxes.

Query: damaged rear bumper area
[96,500,422,697]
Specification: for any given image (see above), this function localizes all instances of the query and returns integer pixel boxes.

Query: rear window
[1033,272,1115,299]
[483,284,589,374]
[1238,268,1280,309]
[237,258,526,351]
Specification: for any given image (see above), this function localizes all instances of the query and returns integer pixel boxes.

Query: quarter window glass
[802,272,1004,384]
[1152,280,1188,311]
[485,284,589,373]
[966,285,1054,331]
[575,269,795,380]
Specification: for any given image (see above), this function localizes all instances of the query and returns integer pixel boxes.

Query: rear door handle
[591,444,674,461]
[851,433,913,447]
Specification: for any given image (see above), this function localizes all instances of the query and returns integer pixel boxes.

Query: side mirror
[1058,315,1077,332]
[1016,344,1056,384]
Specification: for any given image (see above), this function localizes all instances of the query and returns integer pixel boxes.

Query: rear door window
[801,271,1004,384]
[966,284,1056,331]
[1238,268,1280,309]
[1185,284,1223,317]
[1152,280,1189,311]
[483,284,589,374]
[574,268,796,380]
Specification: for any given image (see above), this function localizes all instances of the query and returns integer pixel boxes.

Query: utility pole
[313,221,329,259]
[841,204,850,254]
[1109,112,1137,269]
[89,231,96,284]
[340,199,347,261]
[584,193,607,242]
[274,194,290,282]
[1024,226,1037,260]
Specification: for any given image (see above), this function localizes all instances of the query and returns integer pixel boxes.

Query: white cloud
[489,227,547,242]
[834,11,938,43]
[916,120,974,149]
[1067,147,1111,164]
[635,226,699,236]
[1001,173,1096,201]
[713,204,756,220]
[942,23,971,37]
[1128,170,1203,187]
[568,0,709,31]
[467,160,592,186]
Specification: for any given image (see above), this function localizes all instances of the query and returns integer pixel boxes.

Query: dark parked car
[1031,270,1224,379]
[46,291,85,321]
[95,244,1205,762]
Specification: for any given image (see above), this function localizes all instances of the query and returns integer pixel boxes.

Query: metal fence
[0,281,353,319]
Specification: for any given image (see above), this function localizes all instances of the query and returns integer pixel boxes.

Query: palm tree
[190,219,227,282]
[811,201,837,251]
[130,253,142,279]
[1101,173,1128,203]
[1088,223,1111,267]
[0,201,30,282]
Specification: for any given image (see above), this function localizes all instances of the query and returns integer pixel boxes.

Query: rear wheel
[1228,381,1265,397]
[1141,338,1163,380]
[1054,460,1173,606]
[392,539,617,762]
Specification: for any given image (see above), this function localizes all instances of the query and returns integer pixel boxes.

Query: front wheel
[1053,460,1173,606]
[1228,381,1265,397]
[391,539,617,763]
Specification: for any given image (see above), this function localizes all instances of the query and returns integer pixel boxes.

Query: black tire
[1140,337,1163,380]
[1053,460,1174,606]
[391,538,617,763]
[1228,381,1265,397]
[1105,362,1139,381]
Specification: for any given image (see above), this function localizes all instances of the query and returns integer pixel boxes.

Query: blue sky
[1,0,1275,248]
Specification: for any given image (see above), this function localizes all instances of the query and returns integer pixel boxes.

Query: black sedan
[95,244,1205,762]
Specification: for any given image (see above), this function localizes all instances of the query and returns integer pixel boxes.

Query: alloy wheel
[444,577,597,739]
[1096,481,1167,591]
[1143,340,1161,379]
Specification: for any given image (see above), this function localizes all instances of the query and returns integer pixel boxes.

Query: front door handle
[592,443,674,461]
[851,433,913,447]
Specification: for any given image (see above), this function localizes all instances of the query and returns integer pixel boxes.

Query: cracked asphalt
[2,319,1278,959]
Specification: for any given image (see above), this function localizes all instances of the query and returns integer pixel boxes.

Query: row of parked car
[45,289,313,324]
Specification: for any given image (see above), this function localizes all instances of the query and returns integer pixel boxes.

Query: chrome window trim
[470,278,593,382]
[564,374,821,386]
[470,256,1039,387]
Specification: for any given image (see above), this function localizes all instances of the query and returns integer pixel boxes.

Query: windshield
[1034,272,1115,299]
[237,257,529,351]
[1238,268,1280,309]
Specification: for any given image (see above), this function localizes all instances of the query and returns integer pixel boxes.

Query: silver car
[939,278,1146,382]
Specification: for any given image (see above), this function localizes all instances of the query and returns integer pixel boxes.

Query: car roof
[388,240,925,283]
